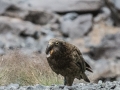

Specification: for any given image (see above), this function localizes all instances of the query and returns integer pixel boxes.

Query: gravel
[0,81,120,90]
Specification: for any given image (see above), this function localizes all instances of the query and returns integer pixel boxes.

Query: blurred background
[0,0,120,86]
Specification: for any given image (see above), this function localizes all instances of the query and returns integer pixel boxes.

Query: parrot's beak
[46,42,53,55]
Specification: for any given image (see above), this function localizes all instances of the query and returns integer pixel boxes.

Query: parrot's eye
[55,42,59,45]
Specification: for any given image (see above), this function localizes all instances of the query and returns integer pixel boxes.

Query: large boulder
[0,16,41,36]
[111,0,120,10]
[2,6,58,25]
[0,1,59,25]
[88,33,120,60]
[2,0,103,13]
[105,0,120,26]
[0,1,11,14]
[60,13,93,38]
[98,33,120,59]
[24,11,58,25]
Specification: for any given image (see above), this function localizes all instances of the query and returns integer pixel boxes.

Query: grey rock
[101,33,120,58]
[26,86,34,90]
[25,37,35,48]
[1,4,59,25]
[49,85,61,90]
[0,81,120,90]
[62,13,78,21]
[19,87,27,90]
[88,58,120,82]
[25,11,55,25]
[94,7,111,23]
[105,0,120,26]
[19,86,35,90]
[94,14,109,23]
[0,1,11,14]
[0,41,4,48]
[115,86,120,90]
[82,86,96,90]
[105,18,114,26]
[0,16,41,36]
[101,7,111,15]
[110,85,116,89]
[63,86,73,90]
[60,14,93,38]
[98,80,103,84]
[0,49,5,55]
[0,33,24,49]
[0,86,5,90]
[1,0,103,13]
[6,83,19,90]
[88,33,120,59]
[59,85,65,89]
[113,0,120,10]
[3,5,29,19]
[34,84,46,90]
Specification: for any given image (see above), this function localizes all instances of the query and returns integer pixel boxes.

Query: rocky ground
[0,81,120,90]
[0,0,120,89]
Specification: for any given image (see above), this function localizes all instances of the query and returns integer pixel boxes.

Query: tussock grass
[0,50,63,86]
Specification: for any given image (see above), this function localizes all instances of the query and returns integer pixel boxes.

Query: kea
[46,38,93,86]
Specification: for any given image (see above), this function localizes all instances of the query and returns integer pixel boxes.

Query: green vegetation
[0,50,63,86]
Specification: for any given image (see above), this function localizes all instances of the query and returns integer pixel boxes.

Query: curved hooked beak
[45,42,53,54]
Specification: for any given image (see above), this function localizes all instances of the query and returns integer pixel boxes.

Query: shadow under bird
[46,38,93,86]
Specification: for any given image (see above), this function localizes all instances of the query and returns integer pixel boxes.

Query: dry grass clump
[0,50,63,86]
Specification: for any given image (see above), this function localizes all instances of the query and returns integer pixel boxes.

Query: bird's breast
[47,57,69,68]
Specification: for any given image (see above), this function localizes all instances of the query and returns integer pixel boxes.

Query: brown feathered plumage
[46,38,93,86]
